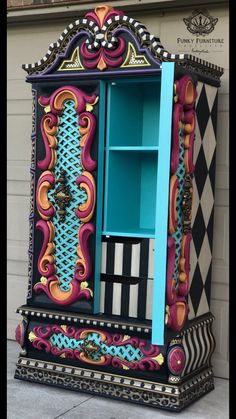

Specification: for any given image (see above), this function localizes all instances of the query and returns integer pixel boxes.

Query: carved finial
[94,5,114,26]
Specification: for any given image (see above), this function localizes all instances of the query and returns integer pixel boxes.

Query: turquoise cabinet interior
[94,66,175,345]
[103,150,158,237]
[106,79,160,147]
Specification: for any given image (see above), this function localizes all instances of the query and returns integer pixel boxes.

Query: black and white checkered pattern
[100,237,154,320]
[188,82,218,320]
[22,12,223,79]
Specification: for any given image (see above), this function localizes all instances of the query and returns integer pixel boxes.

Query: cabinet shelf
[107,146,159,152]
[102,229,155,239]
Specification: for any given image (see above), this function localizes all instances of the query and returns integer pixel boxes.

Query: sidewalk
[7,340,229,419]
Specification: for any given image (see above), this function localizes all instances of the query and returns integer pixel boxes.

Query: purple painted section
[113,27,161,67]
[25,26,162,82]
[27,67,161,82]
[43,31,88,75]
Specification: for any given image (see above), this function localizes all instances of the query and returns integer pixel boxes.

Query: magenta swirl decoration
[36,220,55,278]
[28,325,164,371]
[80,7,125,70]
[166,75,197,332]
[75,223,95,283]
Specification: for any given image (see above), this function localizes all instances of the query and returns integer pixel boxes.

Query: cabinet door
[28,82,100,314]
[152,62,175,345]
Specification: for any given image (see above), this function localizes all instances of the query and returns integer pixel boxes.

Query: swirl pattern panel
[166,75,196,332]
[28,325,164,371]
[34,86,98,305]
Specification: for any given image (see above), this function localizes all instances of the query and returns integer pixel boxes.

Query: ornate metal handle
[53,169,71,222]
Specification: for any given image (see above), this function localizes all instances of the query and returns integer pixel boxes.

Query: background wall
[7,1,229,378]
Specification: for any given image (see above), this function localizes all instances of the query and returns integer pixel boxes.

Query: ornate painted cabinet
[15,4,223,412]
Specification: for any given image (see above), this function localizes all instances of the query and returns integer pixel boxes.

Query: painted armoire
[14,4,223,412]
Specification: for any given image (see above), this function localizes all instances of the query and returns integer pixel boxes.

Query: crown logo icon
[183,10,218,36]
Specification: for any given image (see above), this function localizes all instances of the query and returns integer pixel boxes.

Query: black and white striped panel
[181,318,215,377]
[100,238,154,320]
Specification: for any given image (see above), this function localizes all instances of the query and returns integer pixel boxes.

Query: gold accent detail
[86,104,93,112]
[60,353,66,358]
[153,353,164,365]
[121,42,151,68]
[28,331,36,342]
[44,105,51,113]
[58,47,84,71]
[40,276,47,285]
[165,305,170,325]
[80,281,89,290]
[170,338,182,346]
[85,98,99,112]
[122,365,130,370]
[123,335,131,341]
[61,325,67,332]
[173,83,178,103]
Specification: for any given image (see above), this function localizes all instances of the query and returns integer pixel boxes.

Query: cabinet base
[14,357,214,412]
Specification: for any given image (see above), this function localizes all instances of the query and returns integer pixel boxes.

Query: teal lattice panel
[49,332,143,362]
[48,100,87,291]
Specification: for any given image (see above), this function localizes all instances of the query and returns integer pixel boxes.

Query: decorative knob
[53,170,71,222]
[167,345,186,375]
